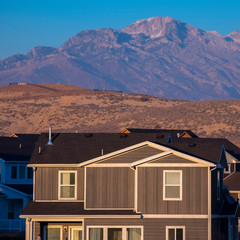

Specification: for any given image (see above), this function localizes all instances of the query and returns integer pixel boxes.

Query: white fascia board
[27,164,79,168]
[78,141,151,167]
[0,183,30,197]
[170,150,215,167]
[20,215,141,220]
[130,151,173,167]
[226,151,239,163]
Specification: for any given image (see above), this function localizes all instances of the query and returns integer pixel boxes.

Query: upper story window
[59,171,77,200]
[19,166,25,179]
[166,226,185,240]
[224,164,231,174]
[11,166,17,179]
[163,170,182,201]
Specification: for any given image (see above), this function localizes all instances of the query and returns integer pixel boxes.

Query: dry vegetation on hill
[0,84,239,147]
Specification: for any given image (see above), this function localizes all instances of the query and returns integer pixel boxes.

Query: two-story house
[21,131,239,240]
[0,134,39,238]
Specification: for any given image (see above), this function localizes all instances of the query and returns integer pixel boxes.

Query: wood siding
[35,167,84,201]
[147,154,194,164]
[137,167,208,214]
[97,146,162,164]
[84,218,208,240]
[86,167,134,208]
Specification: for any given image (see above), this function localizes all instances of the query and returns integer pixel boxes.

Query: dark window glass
[176,229,183,240]
[27,168,33,179]
[11,166,17,179]
[8,203,14,219]
[19,166,25,179]
[168,229,175,240]
[108,228,122,240]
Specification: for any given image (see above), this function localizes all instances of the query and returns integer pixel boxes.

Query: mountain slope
[0,16,240,100]
[0,84,239,148]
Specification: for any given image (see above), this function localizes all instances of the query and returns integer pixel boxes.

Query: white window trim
[86,225,144,240]
[43,225,63,240]
[58,171,77,200]
[166,226,185,240]
[68,226,82,240]
[163,170,182,201]
[224,163,231,174]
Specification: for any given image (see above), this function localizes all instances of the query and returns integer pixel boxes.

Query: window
[27,168,33,179]
[44,226,62,240]
[108,228,122,240]
[8,202,15,219]
[166,226,185,240]
[88,226,143,240]
[59,171,77,200]
[11,166,17,179]
[89,228,103,240]
[127,228,142,240]
[224,164,231,174]
[19,166,25,179]
[217,170,220,201]
[163,170,182,200]
[69,227,82,240]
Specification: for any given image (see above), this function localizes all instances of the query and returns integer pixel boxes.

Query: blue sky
[0,0,240,59]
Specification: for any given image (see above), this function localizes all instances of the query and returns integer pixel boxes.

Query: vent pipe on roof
[47,127,53,145]
[19,143,22,149]
[101,149,104,156]
[38,146,42,154]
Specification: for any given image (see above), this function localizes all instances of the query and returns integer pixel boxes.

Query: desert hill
[0,84,239,147]
[1,16,240,100]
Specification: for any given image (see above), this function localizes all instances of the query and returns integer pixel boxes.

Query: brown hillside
[0,84,239,147]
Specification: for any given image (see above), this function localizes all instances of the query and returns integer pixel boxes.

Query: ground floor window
[166,226,185,240]
[88,226,143,240]
[70,227,82,240]
[44,226,62,240]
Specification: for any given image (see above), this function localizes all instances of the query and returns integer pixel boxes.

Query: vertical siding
[35,167,84,201]
[137,167,208,214]
[84,218,208,240]
[86,167,135,209]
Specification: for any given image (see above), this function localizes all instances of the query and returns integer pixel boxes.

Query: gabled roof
[0,134,39,162]
[21,201,141,217]
[122,128,198,138]
[28,133,240,165]
[5,184,33,195]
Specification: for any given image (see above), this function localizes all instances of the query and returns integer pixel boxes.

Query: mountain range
[1,16,240,100]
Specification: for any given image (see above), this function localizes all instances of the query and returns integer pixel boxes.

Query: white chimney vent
[47,126,53,145]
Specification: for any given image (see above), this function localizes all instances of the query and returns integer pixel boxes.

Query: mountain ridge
[0,16,240,100]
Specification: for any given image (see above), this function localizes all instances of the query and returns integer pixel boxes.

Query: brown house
[20,131,239,240]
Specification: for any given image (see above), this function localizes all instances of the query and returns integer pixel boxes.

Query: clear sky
[0,0,240,59]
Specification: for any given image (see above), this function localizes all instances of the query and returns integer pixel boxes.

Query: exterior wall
[84,218,208,240]
[97,146,162,164]
[5,162,32,184]
[86,167,135,209]
[35,167,84,201]
[149,154,193,163]
[137,166,208,214]
[211,168,224,214]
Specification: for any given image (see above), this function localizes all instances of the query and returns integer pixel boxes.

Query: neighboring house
[20,131,239,240]
[0,134,39,238]
[121,128,199,138]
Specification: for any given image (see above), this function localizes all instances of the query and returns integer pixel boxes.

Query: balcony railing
[0,219,25,232]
